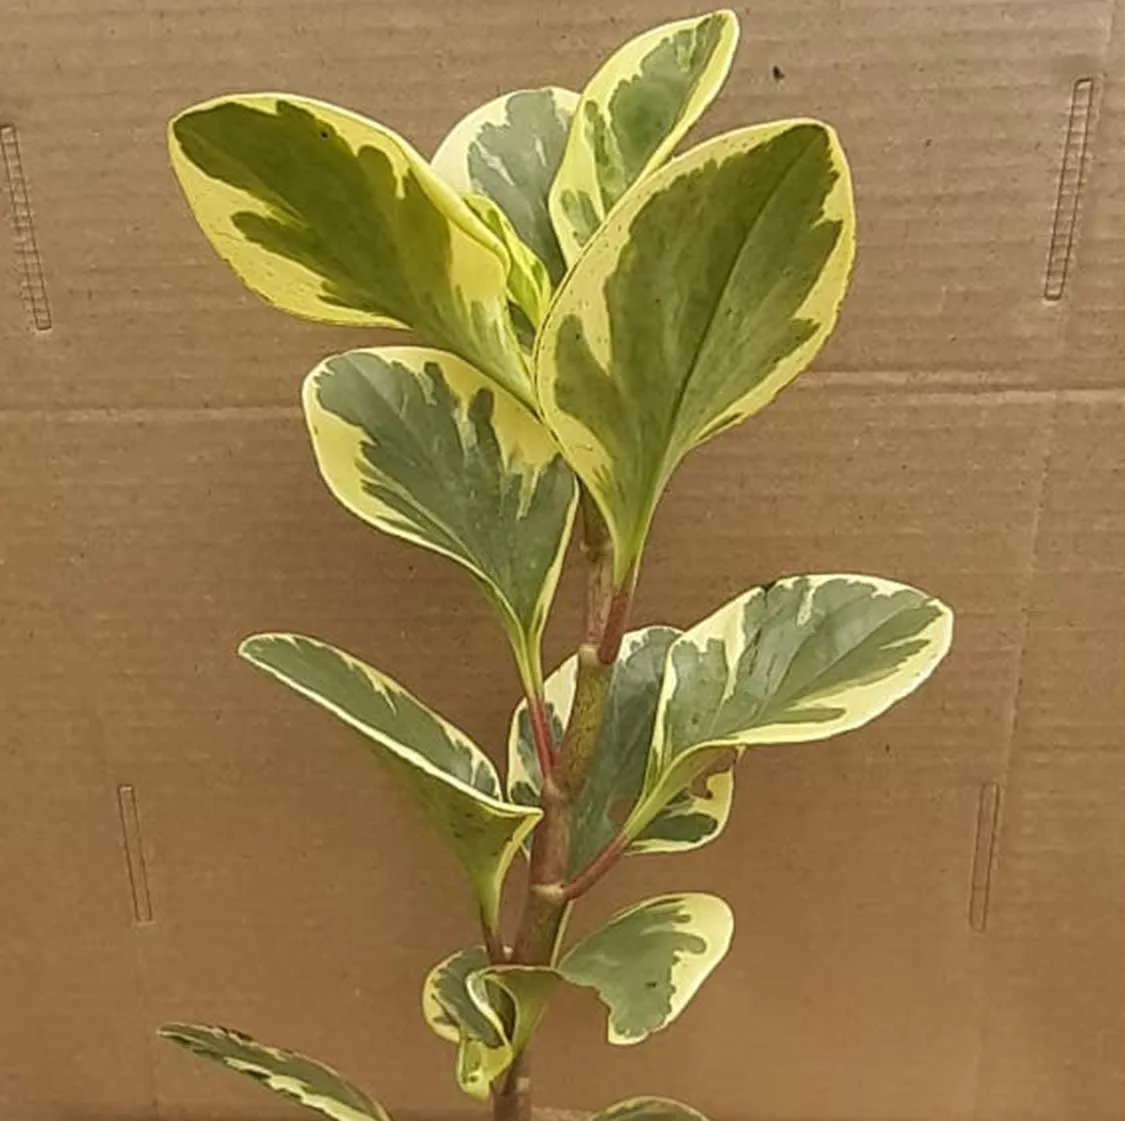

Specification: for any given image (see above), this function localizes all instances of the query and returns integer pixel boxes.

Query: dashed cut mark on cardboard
[117,784,155,925]
[969,781,1001,933]
[0,123,52,331]
[1043,78,1096,302]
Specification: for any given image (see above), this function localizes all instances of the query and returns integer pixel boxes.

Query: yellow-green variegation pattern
[239,635,541,929]
[462,194,552,338]
[549,10,738,264]
[303,347,576,688]
[422,947,557,1098]
[538,119,856,581]
[433,87,578,286]
[592,1099,711,1121]
[558,893,733,1045]
[624,575,953,843]
[169,94,533,407]
[158,1023,389,1121]
[507,626,733,873]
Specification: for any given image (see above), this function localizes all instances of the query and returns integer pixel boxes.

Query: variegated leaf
[169,94,533,407]
[303,347,576,689]
[624,575,953,842]
[422,947,558,1099]
[549,10,739,264]
[463,194,552,338]
[239,634,541,929]
[592,1098,711,1121]
[421,947,509,1099]
[507,627,733,874]
[559,893,733,1045]
[158,1023,388,1121]
[537,120,856,582]
[433,87,578,285]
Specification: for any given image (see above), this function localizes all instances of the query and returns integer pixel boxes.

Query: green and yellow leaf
[239,634,541,929]
[592,1098,712,1121]
[422,948,557,1099]
[624,575,954,842]
[303,347,576,688]
[433,87,578,285]
[507,626,733,873]
[548,10,739,264]
[559,893,733,1045]
[169,94,533,406]
[537,119,856,582]
[422,947,509,1099]
[462,194,552,337]
[158,1023,388,1121]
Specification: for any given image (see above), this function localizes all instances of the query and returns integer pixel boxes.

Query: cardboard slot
[969,781,1002,933]
[1043,78,1097,302]
[0,123,52,332]
[116,784,154,926]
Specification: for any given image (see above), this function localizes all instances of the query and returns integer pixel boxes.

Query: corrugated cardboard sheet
[2,1,1123,1118]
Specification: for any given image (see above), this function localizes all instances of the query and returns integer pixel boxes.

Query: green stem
[494,488,629,1121]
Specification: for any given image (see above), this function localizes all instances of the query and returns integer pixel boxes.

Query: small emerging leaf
[559,893,733,1045]
[303,347,576,687]
[433,87,578,286]
[549,10,739,263]
[240,634,541,929]
[422,947,557,1100]
[169,94,533,406]
[625,575,953,842]
[508,626,733,873]
[463,194,552,334]
[158,1023,388,1121]
[538,119,856,581]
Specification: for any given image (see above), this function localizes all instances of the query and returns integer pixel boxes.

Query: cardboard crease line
[0,123,52,332]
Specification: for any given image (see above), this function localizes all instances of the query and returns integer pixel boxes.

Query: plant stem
[560,830,630,901]
[494,488,630,1121]
[480,908,508,964]
[527,693,556,781]
[559,495,635,798]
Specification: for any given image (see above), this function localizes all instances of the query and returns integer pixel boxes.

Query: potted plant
[160,11,953,1121]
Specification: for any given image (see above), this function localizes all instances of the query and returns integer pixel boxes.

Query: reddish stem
[560,831,630,901]
[527,694,555,781]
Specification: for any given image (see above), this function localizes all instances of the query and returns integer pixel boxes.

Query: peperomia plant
[158,11,953,1121]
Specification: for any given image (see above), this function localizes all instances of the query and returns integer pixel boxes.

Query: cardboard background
[2,1,1122,1118]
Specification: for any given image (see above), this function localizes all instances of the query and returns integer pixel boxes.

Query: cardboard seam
[1043,77,1098,302]
[967,390,1059,1120]
[1,386,1124,424]
[0,123,52,332]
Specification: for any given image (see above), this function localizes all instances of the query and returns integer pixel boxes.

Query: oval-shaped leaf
[422,948,558,1100]
[169,94,533,407]
[592,1098,711,1121]
[624,575,953,841]
[548,10,739,264]
[158,1023,389,1121]
[559,893,733,1045]
[303,347,576,688]
[537,119,856,582]
[433,87,578,286]
[239,634,541,928]
[508,626,733,873]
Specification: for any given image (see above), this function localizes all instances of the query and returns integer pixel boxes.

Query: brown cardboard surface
[3,2,1124,1120]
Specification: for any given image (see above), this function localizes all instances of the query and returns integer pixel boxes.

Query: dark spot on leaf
[320,129,329,139]
[772,65,786,82]
[645,980,658,989]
